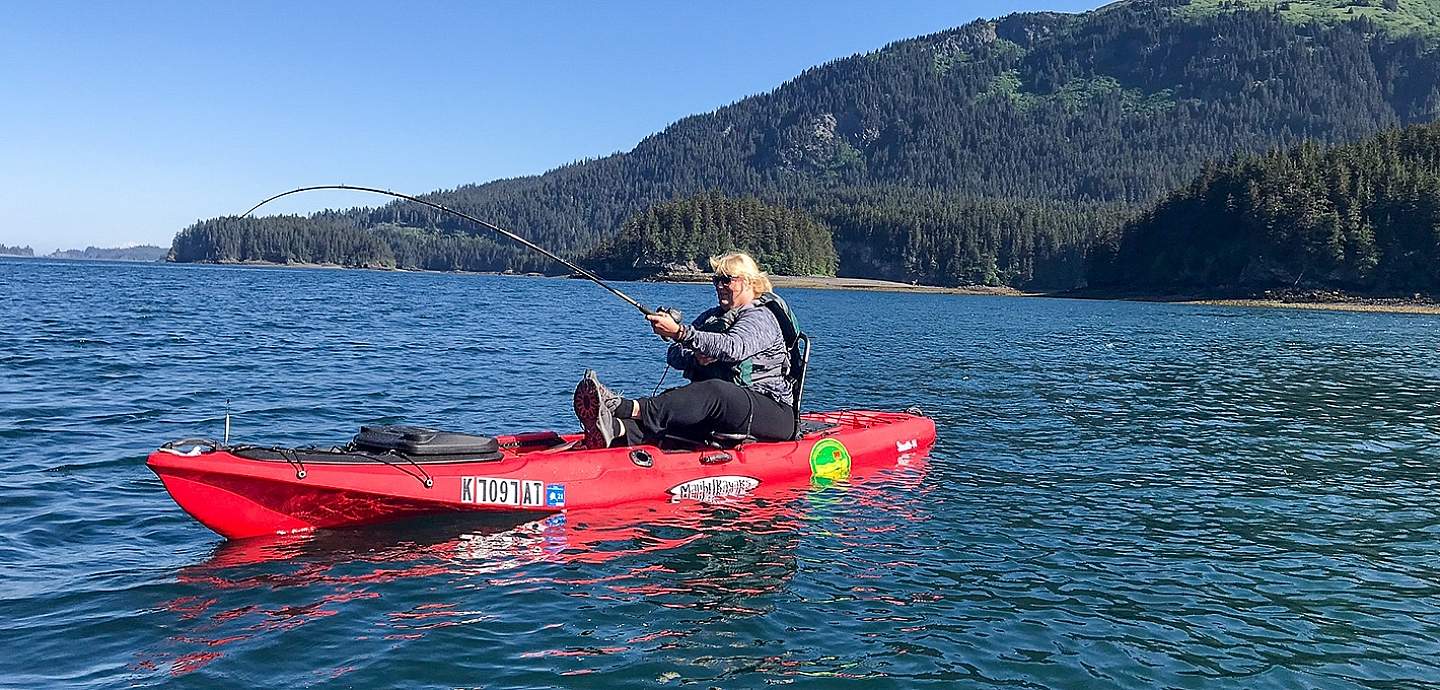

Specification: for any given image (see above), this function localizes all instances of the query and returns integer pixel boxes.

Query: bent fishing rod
[242,184,666,317]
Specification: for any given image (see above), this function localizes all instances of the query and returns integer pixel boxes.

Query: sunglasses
[711,274,744,286]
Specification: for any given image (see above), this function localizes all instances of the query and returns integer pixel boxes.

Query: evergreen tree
[1090,122,1440,294]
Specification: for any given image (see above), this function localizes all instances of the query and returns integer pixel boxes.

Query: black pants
[634,379,795,443]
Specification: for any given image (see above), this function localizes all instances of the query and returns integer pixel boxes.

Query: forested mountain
[0,245,34,257]
[1089,121,1440,294]
[172,0,1440,289]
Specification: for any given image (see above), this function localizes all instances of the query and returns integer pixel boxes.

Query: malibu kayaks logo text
[668,476,760,502]
[461,477,565,508]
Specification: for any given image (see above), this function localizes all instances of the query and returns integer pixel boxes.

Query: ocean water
[1,257,1438,689]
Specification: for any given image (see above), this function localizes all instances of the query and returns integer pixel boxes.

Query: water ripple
[3,259,1440,688]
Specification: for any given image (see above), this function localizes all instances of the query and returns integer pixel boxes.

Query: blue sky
[0,0,1102,254]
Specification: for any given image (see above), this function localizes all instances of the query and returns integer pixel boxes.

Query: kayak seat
[696,330,817,449]
[652,430,749,450]
[705,418,838,448]
[707,430,752,448]
[798,419,838,436]
[660,325,815,451]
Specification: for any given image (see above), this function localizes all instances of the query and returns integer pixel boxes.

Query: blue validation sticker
[545,483,566,507]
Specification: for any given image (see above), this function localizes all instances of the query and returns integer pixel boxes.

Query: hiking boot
[573,370,622,449]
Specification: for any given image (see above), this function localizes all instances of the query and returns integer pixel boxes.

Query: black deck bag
[353,425,501,458]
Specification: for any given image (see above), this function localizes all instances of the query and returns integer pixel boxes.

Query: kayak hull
[148,410,936,540]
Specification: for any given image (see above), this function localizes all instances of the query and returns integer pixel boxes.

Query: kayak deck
[148,410,936,540]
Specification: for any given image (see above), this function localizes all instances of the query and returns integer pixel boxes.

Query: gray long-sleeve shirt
[665,301,793,404]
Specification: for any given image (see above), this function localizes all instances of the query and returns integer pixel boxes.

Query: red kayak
[148,409,936,540]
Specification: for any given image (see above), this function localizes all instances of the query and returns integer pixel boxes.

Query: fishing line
[241,184,663,316]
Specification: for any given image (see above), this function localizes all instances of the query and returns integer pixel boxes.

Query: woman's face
[713,271,756,309]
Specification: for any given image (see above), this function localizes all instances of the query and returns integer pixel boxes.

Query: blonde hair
[709,251,773,294]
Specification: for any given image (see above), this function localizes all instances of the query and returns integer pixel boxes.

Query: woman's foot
[573,370,622,449]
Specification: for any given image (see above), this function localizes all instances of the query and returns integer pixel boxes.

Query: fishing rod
[241,184,665,317]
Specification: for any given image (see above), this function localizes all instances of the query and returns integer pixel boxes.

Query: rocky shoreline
[648,272,1030,296]
[654,273,1439,313]
[172,260,1438,315]
[1183,294,1440,315]
[1051,287,1440,315]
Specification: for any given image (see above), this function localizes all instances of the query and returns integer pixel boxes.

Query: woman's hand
[646,313,683,340]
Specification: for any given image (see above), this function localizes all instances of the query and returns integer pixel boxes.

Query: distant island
[48,245,168,262]
[0,244,34,257]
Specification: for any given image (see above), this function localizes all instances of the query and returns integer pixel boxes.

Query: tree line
[805,188,1133,288]
[588,192,838,277]
[1089,121,1440,294]
[170,215,559,273]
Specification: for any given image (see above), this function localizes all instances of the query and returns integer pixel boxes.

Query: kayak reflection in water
[574,251,802,449]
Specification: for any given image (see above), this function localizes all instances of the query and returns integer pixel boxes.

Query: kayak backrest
[790,332,811,439]
[757,292,804,387]
[757,292,808,440]
[758,292,800,353]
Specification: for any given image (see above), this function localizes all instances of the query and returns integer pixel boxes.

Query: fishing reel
[649,305,685,343]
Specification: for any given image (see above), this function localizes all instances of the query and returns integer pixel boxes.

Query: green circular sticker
[808,438,852,484]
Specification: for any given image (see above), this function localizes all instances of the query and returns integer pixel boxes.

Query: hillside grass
[983,72,1176,114]
[1178,0,1440,38]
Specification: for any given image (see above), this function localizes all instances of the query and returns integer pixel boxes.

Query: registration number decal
[460,477,550,507]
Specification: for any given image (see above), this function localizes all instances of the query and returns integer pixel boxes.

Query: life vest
[685,292,802,397]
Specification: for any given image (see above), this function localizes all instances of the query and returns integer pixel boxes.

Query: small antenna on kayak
[224,399,231,446]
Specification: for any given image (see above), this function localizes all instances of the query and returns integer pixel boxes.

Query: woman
[574,251,799,449]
